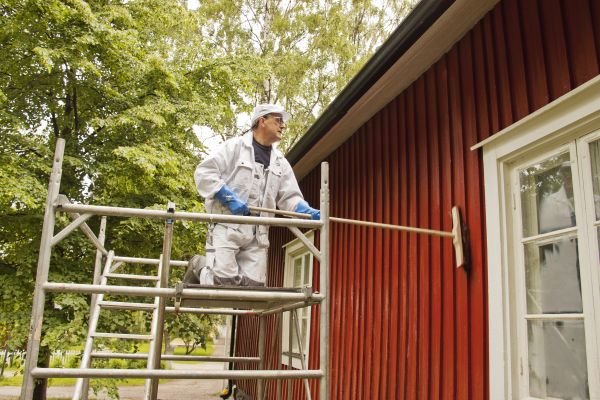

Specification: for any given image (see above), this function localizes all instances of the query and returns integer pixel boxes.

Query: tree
[195,0,416,151]
[0,0,246,397]
[1,0,414,397]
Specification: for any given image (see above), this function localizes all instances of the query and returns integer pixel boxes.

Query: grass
[0,340,215,387]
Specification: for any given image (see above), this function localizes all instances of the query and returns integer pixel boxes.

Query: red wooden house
[235,0,600,398]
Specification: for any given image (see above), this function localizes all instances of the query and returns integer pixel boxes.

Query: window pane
[302,319,308,350]
[293,257,302,286]
[527,320,589,399]
[303,254,310,285]
[524,237,582,314]
[590,139,600,220]
[520,152,575,237]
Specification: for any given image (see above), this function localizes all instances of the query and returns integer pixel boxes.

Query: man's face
[261,113,285,143]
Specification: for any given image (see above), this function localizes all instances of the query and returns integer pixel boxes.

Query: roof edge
[286,0,455,166]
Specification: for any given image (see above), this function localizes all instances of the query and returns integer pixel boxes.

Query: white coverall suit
[194,131,305,286]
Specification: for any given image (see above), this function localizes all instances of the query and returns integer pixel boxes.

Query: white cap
[250,104,291,127]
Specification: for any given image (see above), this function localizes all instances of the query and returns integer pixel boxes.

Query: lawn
[0,340,215,387]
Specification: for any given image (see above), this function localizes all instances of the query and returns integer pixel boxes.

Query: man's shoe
[183,254,206,284]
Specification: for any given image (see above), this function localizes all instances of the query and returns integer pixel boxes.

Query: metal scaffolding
[19,138,330,400]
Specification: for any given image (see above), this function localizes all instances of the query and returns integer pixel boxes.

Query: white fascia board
[293,0,501,179]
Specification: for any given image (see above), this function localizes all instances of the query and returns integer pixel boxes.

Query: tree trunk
[0,347,8,377]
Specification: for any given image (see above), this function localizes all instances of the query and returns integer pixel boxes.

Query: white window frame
[476,74,600,399]
[281,231,314,369]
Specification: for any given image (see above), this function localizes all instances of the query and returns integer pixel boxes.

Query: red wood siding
[234,0,600,398]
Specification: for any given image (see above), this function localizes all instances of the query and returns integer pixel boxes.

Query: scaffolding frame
[20,138,330,400]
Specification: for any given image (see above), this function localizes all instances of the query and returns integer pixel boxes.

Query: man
[189,104,320,287]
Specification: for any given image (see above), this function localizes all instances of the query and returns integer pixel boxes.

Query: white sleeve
[194,140,235,199]
[276,159,305,212]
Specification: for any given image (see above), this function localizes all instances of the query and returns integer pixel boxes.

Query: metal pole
[57,203,321,229]
[287,311,293,400]
[148,202,175,400]
[257,316,266,399]
[144,258,163,399]
[319,162,330,400]
[32,368,324,379]
[292,310,312,400]
[20,138,65,400]
[276,312,282,400]
[72,251,114,400]
[79,216,106,400]
[42,283,324,303]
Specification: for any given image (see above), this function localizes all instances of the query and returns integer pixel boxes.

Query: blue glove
[295,200,320,220]
[215,185,250,216]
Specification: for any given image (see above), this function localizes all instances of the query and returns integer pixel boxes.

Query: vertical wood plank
[387,97,400,399]
[502,0,530,120]
[491,5,514,130]
[425,66,442,400]
[405,83,419,400]
[562,0,599,86]
[518,0,549,112]
[415,75,431,400]
[397,93,409,400]
[448,44,469,400]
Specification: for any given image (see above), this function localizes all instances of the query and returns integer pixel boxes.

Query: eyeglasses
[264,115,284,125]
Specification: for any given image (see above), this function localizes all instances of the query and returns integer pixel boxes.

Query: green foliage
[196,0,416,150]
[0,0,413,397]
[166,314,222,355]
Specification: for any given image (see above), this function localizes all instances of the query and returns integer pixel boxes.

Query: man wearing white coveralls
[192,104,320,286]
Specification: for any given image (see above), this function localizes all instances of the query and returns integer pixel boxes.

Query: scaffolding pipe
[56,202,322,229]
[42,283,324,303]
[257,316,266,399]
[319,162,330,400]
[80,216,106,400]
[144,258,163,399]
[287,310,293,400]
[293,310,312,400]
[56,195,108,255]
[148,203,175,400]
[31,368,324,380]
[288,226,322,263]
[20,138,65,400]
[91,353,260,362]
[164,307,256,315]
[257,301,317,316]
[50,213,93,247]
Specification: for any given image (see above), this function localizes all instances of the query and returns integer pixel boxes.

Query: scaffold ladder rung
[98,301,157,311]
[90,352,260,363]
[91,333,153,340]
[105,273,159,281]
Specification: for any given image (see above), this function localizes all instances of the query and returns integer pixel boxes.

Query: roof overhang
[288,0,501,179]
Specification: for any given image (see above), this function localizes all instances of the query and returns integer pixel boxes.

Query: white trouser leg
[205,224,267,286]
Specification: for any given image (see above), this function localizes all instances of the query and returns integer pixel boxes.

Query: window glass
[590,139,600,220]
[520,152,575,237]
[293,256,302,286]
[527,320,589,399]
[524,236,582,314]
[303,254,310,284]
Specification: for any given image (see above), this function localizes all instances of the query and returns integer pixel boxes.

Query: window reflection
[528,320,589,399]
[525,237,582,314]
[520,153,575,237]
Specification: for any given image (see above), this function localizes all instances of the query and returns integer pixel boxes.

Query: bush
[67,354,82,368]
[109,359,126,369]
